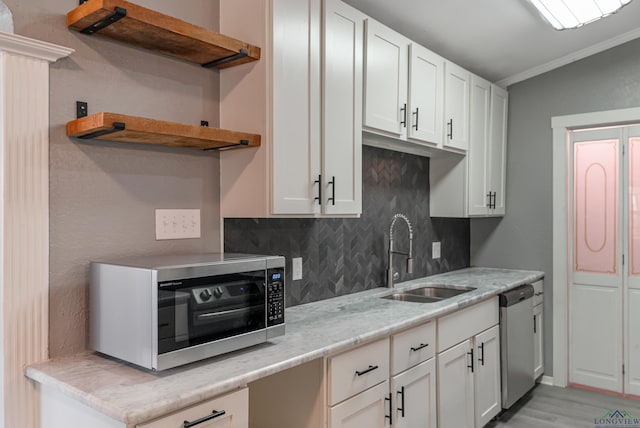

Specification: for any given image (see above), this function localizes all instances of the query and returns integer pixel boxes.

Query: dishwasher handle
[499,284,534,307]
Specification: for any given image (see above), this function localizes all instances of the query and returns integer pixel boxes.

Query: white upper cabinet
[467,75,491,216]
[323,0,364,215]
[443,61,471,152]
[430,76,508,218]
[488,84,508,215]
[408,44,444,147]
[220,0,363,218]
[271,0,322,215]
[363,18,409,139]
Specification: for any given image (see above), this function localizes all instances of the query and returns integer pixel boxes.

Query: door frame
[552,106,640,387]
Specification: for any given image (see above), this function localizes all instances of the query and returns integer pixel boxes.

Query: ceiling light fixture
[528,0,633,30]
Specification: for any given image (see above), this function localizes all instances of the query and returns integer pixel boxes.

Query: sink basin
[403,286,476,299]
[381,285,476,303]
[382,294,442,303]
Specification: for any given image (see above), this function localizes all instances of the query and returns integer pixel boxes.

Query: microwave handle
[196,305,262,321]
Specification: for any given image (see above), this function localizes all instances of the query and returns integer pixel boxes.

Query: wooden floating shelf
[67,113,261,151]
[66,0,260,69]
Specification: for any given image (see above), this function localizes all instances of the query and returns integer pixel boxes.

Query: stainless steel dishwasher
[500,284,535,409]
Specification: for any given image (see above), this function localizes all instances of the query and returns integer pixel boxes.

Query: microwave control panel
[267,268,285,326]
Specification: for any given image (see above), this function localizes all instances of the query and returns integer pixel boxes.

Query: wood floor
[485,384,640,428]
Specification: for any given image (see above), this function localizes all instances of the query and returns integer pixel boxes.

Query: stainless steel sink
[382,294,442,303]
[403,286,476,299]
[381,285,476,303]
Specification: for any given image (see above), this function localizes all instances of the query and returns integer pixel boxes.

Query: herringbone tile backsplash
[224,146,470,307]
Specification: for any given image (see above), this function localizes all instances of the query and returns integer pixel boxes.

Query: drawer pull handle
[355,365,379,376]
[410,343,429,352]
[478,342,485,366]
[467,348,474,373]
[183,410,226,427]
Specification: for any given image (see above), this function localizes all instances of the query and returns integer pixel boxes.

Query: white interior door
[625,125,640,396]
[569,128,623,393]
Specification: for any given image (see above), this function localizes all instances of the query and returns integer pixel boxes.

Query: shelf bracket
[80,7,127,35]
[204,139,250,151]
[202,49,249,69]
[78,122,126,140]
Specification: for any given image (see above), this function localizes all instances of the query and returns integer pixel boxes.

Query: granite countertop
[26,267,544,425]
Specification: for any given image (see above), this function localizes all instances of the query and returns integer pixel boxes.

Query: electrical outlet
[292,257,303,280]
[432,241,441,259]
[155,209,201,240]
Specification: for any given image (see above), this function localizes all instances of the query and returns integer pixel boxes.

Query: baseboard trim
[539,375,554,386]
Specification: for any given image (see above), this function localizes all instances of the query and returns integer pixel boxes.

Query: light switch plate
[292,257,303,280]
[155,209,201,240]
[432,241,441,259]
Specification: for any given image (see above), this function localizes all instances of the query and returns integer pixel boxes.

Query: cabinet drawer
[137,388,248,428]
[532,280,544,306]
[437,297,498,352]
[328,337,390,406]
[391,321,435,375]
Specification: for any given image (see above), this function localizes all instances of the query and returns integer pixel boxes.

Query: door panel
[408,44,443,146]
[363,19,408,137]
[569,283,622,392]
[323,0,363,215]
[391,359,436,428]
[474,325,501,427]
[329,380,389,428]
[570,128,623,394]
[573,138,619,276]
[271,0,321,214]
[437,340,474,428]
[443,61,469,151]
[467,75,490,216]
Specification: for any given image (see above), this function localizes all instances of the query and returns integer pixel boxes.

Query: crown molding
[0,31,73,63]
[496,26,640,88]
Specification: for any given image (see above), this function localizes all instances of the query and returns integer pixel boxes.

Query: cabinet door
[534,304,544,379]
[271,0,321,215]
[488,84,508,215]
[329,380,390,428]
[137,388,248,428]
[467,75,491,216]
[363,18,408,138]
[408,44,443,146]
[323,0,363,215]
[391,359,436,428]
[474,325,501,427]
[437,340,474,428]
[443,61,470,152]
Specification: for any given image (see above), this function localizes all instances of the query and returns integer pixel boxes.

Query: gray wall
[7,0,222,357]
[471,37,640,376]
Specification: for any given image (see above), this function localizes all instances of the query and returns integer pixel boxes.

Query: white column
[0,31,72,428]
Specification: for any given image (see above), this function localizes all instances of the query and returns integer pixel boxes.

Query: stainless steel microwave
[90,253,285,370]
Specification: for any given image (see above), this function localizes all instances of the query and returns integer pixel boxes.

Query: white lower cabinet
[329,380,391,428]
[39,385,248,428]
[534,303,544,379]
[328,322,438,428]
[437,298,501,428]
[533,279,545,380]
[474,325,501,427]
[438,339,475,428]
[138,388,248,428]
[391,359,437,428]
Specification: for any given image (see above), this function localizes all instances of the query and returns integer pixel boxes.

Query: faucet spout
[387,214,414,288]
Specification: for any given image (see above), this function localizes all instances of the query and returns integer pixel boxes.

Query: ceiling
[342,0,640,87]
